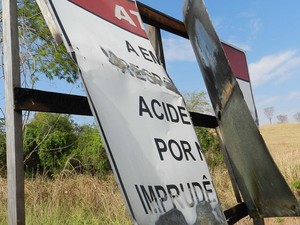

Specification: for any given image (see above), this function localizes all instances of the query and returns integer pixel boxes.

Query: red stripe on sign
[222,42,250,82]
[68,0,148,38]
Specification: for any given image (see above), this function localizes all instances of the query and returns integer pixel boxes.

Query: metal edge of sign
[36,0,63,44]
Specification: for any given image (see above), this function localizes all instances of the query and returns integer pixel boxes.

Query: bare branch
[0,108,5,118]
[23,114,64,163]
[264,107,274,124]
[24,142,74,163]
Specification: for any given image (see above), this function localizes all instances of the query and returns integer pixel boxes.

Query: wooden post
[3,0,25,224]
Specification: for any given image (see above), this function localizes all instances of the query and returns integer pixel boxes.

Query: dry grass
[211,123,300,225]
[0,123,299,224]
[260,123,300,184]
[0,174,131,225]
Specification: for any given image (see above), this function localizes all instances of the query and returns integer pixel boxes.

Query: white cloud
[257,95,280,108]
[162,37,196,62]
[250,18,262,37]
[249,50,300,86]
[288,91,300,100]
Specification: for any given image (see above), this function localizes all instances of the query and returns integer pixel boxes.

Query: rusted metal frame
[14,88,218,128]
[137,1,188,39]
[189,111,217,128]
[224,202,249,225]
[147,25,166,69]
[14,87,92,116]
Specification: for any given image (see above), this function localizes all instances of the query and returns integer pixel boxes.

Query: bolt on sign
[39,0,228,224]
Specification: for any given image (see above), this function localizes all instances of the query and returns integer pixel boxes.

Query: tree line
[264,107,300,124]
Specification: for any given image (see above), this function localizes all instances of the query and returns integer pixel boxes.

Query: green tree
[1,0,79,143]
[194,127,222,167]
[23,113,76,176]
[16,0,78,84]
[182,91,212,114]
[183,91,222,167]
[1,0,78,85]
[73,124,111,176]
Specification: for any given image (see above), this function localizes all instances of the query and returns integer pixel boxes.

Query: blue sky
[139,0,300,125]
[1,0,300,125]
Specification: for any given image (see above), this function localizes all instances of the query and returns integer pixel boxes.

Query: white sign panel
[43,0,227,224]
[236,79,257,121]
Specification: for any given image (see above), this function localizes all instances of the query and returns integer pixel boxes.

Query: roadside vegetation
[1,119,299,224]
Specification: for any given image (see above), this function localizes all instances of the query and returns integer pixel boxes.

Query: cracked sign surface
[183,0,300,218]
[40,0,228,224]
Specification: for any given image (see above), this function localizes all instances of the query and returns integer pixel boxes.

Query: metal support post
[147,25,166,69]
